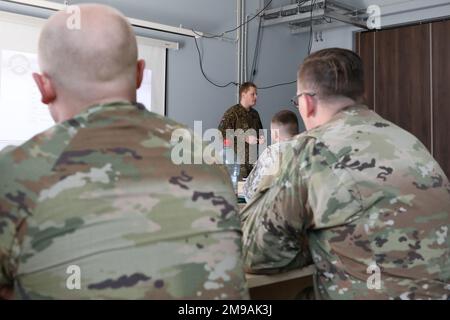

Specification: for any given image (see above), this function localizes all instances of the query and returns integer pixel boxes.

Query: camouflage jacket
[242,141,293,203]
[218,104,263,180]
[241,104,450,300]
[0,101,249,300]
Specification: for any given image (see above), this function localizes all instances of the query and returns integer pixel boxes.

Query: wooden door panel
[432,20,450,178]
[357,31,375,110]
[375,24,431,150]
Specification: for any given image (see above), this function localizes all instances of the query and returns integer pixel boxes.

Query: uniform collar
[332,104,370,120]
[307,104,370,134]
[79,101,144,118]
[238,103,252,112]
[64,101,145,127]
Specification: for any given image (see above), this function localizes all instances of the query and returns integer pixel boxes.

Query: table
[245,265,316,299]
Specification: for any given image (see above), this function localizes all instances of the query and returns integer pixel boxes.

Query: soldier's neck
[240,102,252,111]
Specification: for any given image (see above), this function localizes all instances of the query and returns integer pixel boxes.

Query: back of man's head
[298,48,364,102]
[271,110,299,141]
[38,4,138,100]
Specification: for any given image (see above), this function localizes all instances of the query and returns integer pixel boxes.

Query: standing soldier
[218,82,264,180]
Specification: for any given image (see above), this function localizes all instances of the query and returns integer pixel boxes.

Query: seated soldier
[0,4,248,300]
[241,48,450,300]
[243,110,299,202]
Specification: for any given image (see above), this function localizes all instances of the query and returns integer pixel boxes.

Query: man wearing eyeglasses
[240,48,450,300]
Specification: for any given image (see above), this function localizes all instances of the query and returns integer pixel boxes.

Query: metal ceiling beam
[262,0,368,33]
[264,8,326,26]
[325,10,368,29]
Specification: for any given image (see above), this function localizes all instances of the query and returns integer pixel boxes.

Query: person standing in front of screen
[218,82,264,180]
[0,4,248,300]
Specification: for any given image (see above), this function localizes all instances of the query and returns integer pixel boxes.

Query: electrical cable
[249,16,263,82]
[192,1,274,87]
[193,0,317,90]
[258,1,317,90]
[307,0,317,54]
[297,0,309,10]
[192,0,273,39]
[193,36,238,88]
[259,80,296,90]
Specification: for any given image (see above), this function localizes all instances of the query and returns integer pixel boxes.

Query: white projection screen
[0,10,167,151]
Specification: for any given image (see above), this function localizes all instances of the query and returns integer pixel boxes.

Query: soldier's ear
[136,59,146,89]
[271,127,280,143]
[32,73,56,105]
[304,94,316,118]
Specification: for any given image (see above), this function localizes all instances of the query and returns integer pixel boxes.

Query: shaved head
[38,4,139,98]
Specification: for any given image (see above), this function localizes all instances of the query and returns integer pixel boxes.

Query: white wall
[1,0,448,135]
[246,0,310,134]
[0,0,238,133]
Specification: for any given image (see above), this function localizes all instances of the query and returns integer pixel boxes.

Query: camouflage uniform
[241,104,450,300]
[242,141,293,203]
[0,101,249,300]
[218,104,263,180]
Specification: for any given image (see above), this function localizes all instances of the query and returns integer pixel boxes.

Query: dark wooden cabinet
[356,19,450,178]
[375,24,431,150]
[356,32,375,109]
[432,20,450,180]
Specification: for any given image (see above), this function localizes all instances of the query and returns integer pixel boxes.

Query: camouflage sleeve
[256,113,263,132]
[0,145,17,156]
[0,217,24,299]
[218,109,236,140]
[242,164,261,203]
[240,139,313,274]
[243,146,275,202]
[0,210,14,295]
[0,155,30,298]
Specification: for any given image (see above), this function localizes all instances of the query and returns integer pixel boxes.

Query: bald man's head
[38,4,139,97]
